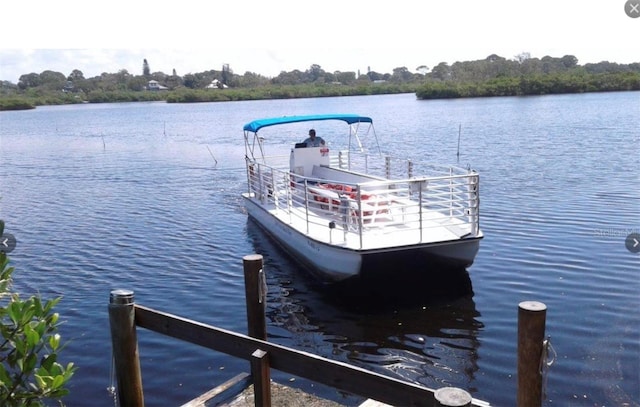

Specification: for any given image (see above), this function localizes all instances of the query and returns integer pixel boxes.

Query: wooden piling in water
[109,289,144,407]
[243,254,267,340]
[517,301,547,407]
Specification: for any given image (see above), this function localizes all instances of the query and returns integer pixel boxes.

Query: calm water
[0,92,638,407]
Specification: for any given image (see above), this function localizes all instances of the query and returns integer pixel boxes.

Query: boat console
[290,145,330,177]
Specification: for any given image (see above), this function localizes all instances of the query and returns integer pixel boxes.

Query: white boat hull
[243,193,481,282]
[244,194,362,281]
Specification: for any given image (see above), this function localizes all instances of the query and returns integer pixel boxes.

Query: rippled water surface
[1,93,638,406]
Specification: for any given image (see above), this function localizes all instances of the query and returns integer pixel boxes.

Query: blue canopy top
[243,114,373,133]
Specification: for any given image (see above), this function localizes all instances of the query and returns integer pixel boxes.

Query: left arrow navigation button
[0,234,16,254]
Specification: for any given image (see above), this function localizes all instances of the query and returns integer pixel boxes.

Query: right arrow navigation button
[625,233,640,253]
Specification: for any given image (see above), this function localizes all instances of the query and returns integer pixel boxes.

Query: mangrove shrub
[0,220,76,406]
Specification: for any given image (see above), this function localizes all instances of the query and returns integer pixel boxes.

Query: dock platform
[180,373,390,407]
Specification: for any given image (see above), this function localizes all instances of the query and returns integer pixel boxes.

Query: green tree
[390,67,413,83]
[182,73,198,89]
[431,62,451,81]
[221,64,231,86]
[305,64,325,83]
[126,76,148,92]
[17,73,41,90]
[164,73,183,90]
[416,65,429,75]
[272,70,305,86]
[560,55,578,69]
[235,71,269,87]
[335,71,356,85]
[519,57,542,75]
[365,70,384,82]
[67,70,84,81]
[0,220,76,406]
[515,52,531,63]
[38,71,67,92]
[143,59,150,77]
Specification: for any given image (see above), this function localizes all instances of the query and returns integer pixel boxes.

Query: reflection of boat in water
[241,114,483,283]
[331,296,483,390]
[245,218,483,396]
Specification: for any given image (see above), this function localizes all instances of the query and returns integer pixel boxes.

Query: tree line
[416,54,640,98]
[1,53,639,110]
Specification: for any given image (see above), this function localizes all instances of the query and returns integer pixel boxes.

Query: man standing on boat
[303,129,325,147]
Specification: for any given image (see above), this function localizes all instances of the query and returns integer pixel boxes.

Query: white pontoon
[242,114,483,282]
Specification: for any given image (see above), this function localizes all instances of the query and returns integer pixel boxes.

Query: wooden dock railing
[109,254,545,407]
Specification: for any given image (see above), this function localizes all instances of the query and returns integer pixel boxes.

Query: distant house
[205,79,228,89]
[147,80,169,91]
[62,81,75,93]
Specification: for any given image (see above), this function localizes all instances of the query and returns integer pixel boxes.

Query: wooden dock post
[243,254,271,406]
[434,387,472,407]
[251,349,271,407]
[517,301,547,407]
[243,254,267,340]
[109,289,144,407]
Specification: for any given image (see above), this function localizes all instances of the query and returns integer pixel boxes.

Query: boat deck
[256,193,473,252]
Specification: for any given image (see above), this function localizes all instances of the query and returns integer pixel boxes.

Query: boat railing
[334,150,470,179]
[246,158,480,249]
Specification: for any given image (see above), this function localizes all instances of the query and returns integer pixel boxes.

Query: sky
[0,0,638,83]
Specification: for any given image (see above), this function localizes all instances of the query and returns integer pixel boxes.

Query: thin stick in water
[206,145,218,165]
[456,124,461,164]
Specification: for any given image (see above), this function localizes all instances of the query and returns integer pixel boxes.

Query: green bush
[0,220,76,406]
[0,99,35,111]
[417,71,640,99]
